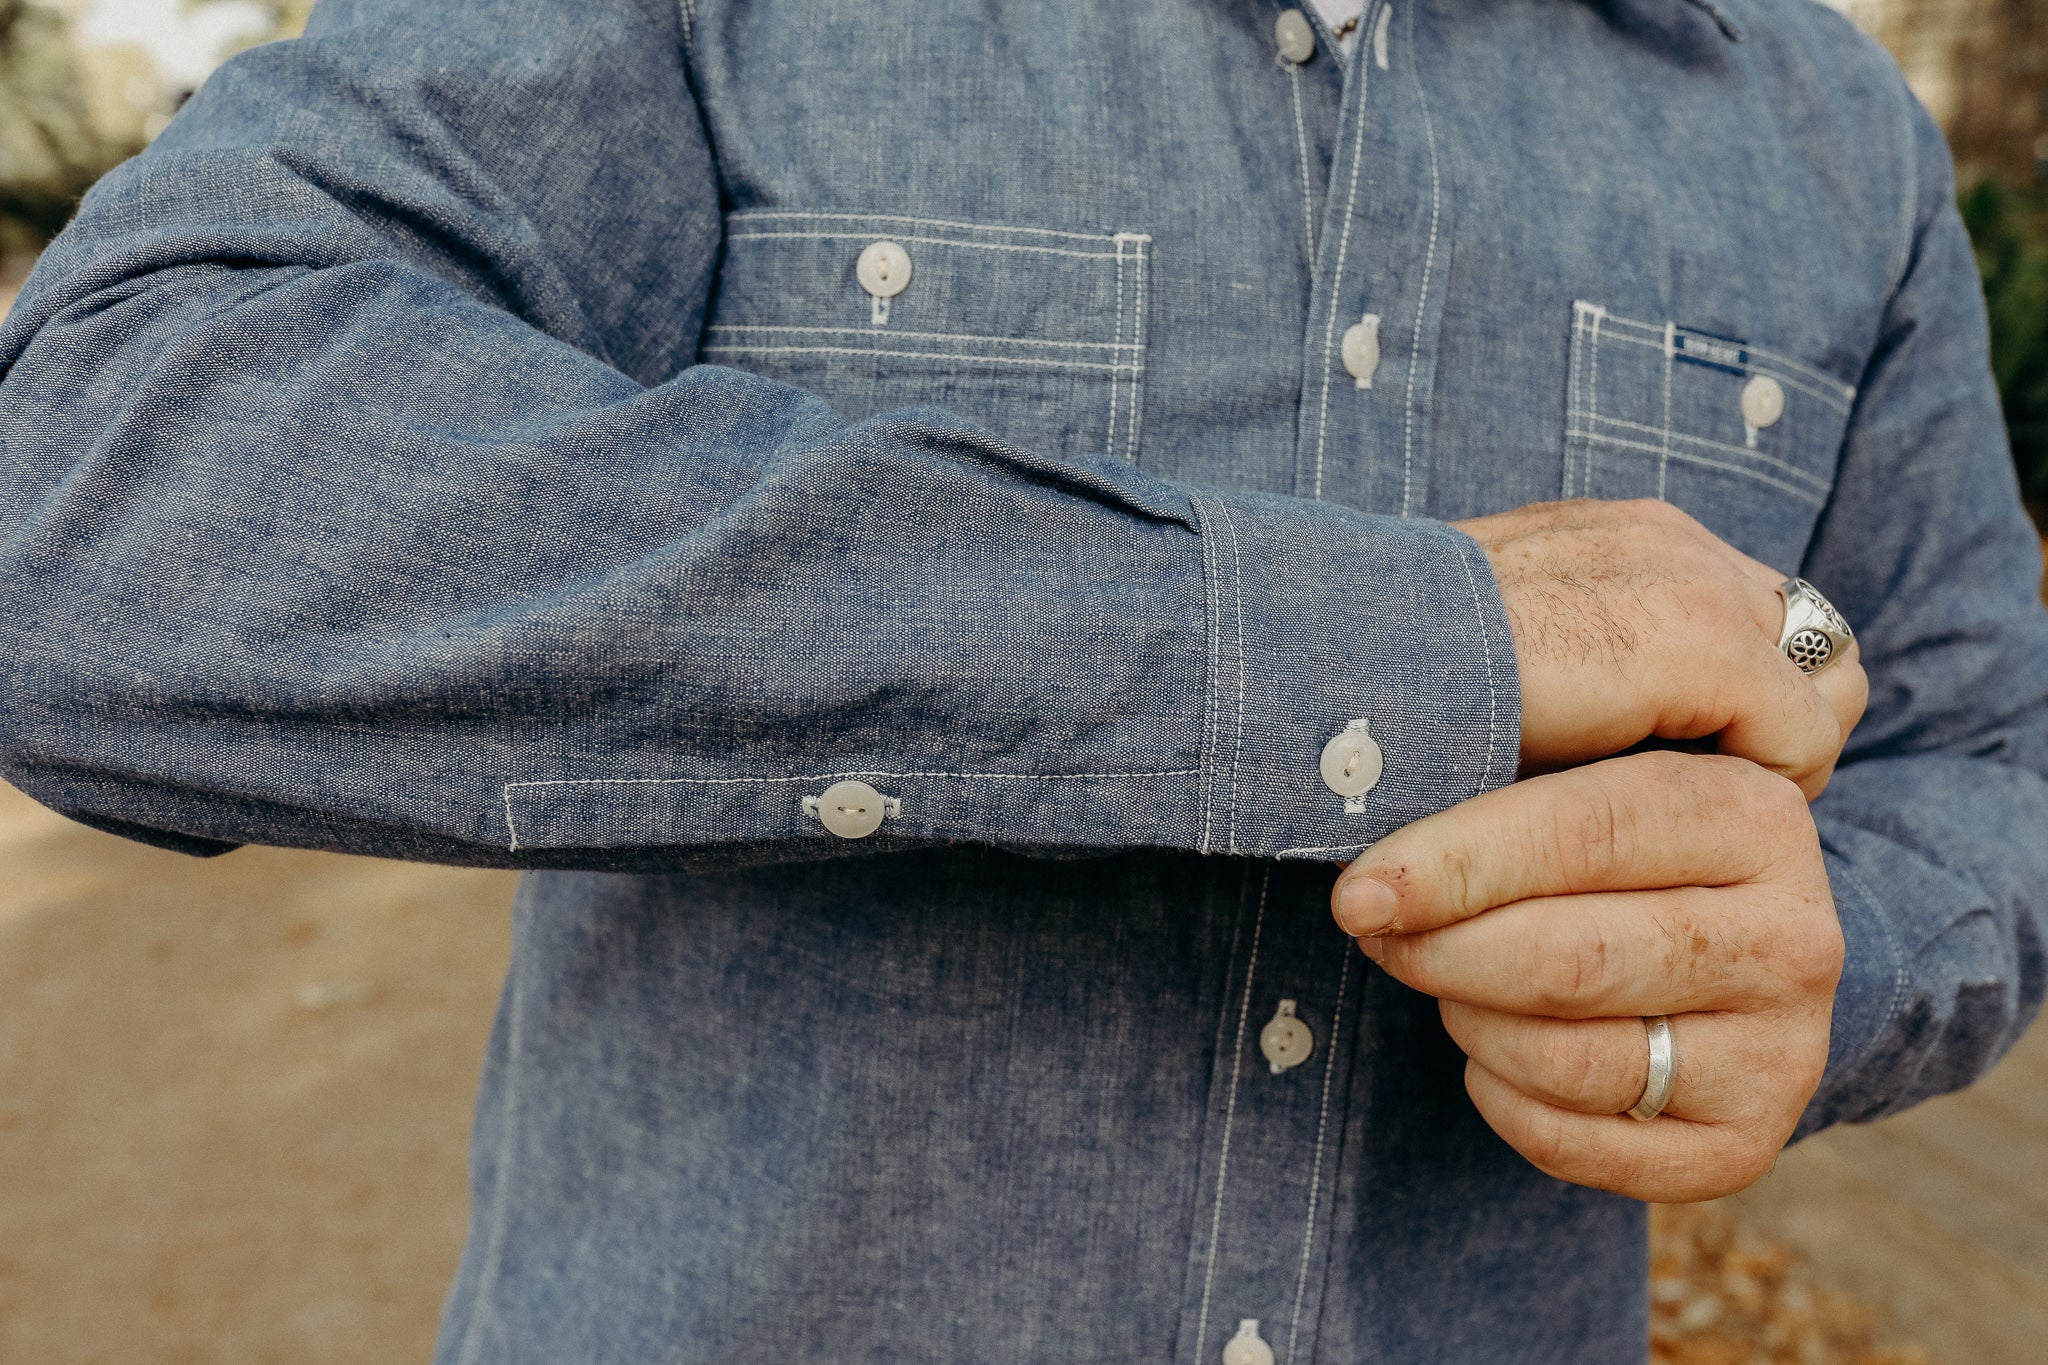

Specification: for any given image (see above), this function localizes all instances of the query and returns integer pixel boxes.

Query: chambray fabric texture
[2,0,2047,1359]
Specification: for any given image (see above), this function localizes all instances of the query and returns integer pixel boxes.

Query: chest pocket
[1562,301,1858,569]
[703,212,1152,466]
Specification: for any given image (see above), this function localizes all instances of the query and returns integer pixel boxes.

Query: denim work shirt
[4,0,2048,1360]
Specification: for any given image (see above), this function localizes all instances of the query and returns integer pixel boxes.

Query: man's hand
[1455,499,1867,798]
[1329,751,1844,1203]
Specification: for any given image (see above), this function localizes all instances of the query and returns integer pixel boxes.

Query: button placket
[1291,0,1452,515]
[1176,867,1366,1365]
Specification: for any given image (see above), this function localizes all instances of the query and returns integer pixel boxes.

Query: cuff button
[806,779,897,839]
[1319,719,1383,799]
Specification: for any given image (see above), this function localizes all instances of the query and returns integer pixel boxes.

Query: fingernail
[1335,875,1398,936]
[1355,935,1387,962]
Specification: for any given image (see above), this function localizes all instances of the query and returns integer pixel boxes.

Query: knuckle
[1842,664,1872,727]
[1782,915,1847,996]
[1533,932,1612,1012]
[1433,842,1480,925]
[1552,1028,1616,1107]
[1438,999,1478,1052]
[1552,774,1640,889]
[1713,1129,1783,1194]
[1512,1103,1581,1177]
[1671,1155,1759,1203]
[1635,497,1695,533]
[1723,757,1807,827]
[1380,932,1437,989]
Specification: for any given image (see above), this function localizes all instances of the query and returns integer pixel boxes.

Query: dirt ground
[0,781,515,1362]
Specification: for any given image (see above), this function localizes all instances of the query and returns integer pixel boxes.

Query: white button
[1274,10,1316,64]
[1342,313,1382,388]
[815,779,889,838]
[1222,1320,1276,1365]
[856,241,912,299]
[1319,719,1382,799]
[1260,1000,1314,1073]
[1740,374,1785,430]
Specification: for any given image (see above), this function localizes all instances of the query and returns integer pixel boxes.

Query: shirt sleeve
[1793,92,2048,1136]
[0,0,1518,871]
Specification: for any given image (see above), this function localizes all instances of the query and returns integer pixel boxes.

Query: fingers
[1693,631,1848,800]
[1440,1003,1655,1114]
[1462,1061,1787,1203]
[1332,751,1810,937]
[1363,884,1842,1018]
[1438,1002,1810,1125]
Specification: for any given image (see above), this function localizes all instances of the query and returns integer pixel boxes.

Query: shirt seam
[502,769,1203,851]
[723,231,1128,260]
[1192,494,1226,855]
[1455,532,1506,796]
[1398,14,1442,517]
[1214,497,1249,855]
[1288,67,1318,268]
[1311,27,1374,501]
[704,324,1142,351]
[700,345,1139,372]
[1191,866,1270,1365]
[727,210,1143,243]
[1286,950,1352,1359]
[1833,855,1912,1085]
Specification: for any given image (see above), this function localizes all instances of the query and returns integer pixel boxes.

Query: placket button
[1319,719,1383,799]
[1342,313,1382,388]
[1222,1319,1276,1365]
[1274,9,1317,64]
[1259,1000,1314,1074]
[1740,374,1785,430]
[856,240,913,299]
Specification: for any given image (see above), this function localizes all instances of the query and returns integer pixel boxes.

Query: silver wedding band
[1776,577,1854,677]
[1628,1015,1676,1122]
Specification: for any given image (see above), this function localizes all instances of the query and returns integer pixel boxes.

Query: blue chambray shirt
[3,0,2046,1359]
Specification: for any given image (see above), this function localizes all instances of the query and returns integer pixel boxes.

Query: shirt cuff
[1791,837,1912,1140]
[1183,486,1522,860]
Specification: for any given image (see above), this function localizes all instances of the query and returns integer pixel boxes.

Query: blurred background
[2,2,2046,1362]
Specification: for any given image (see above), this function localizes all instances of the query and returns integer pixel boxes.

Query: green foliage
[1959,179,2048,517]
[0,0,138,254]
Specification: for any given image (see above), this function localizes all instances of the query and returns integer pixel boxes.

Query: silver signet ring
[1776,577,1854,677]
[1628,1015,1677,1122]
